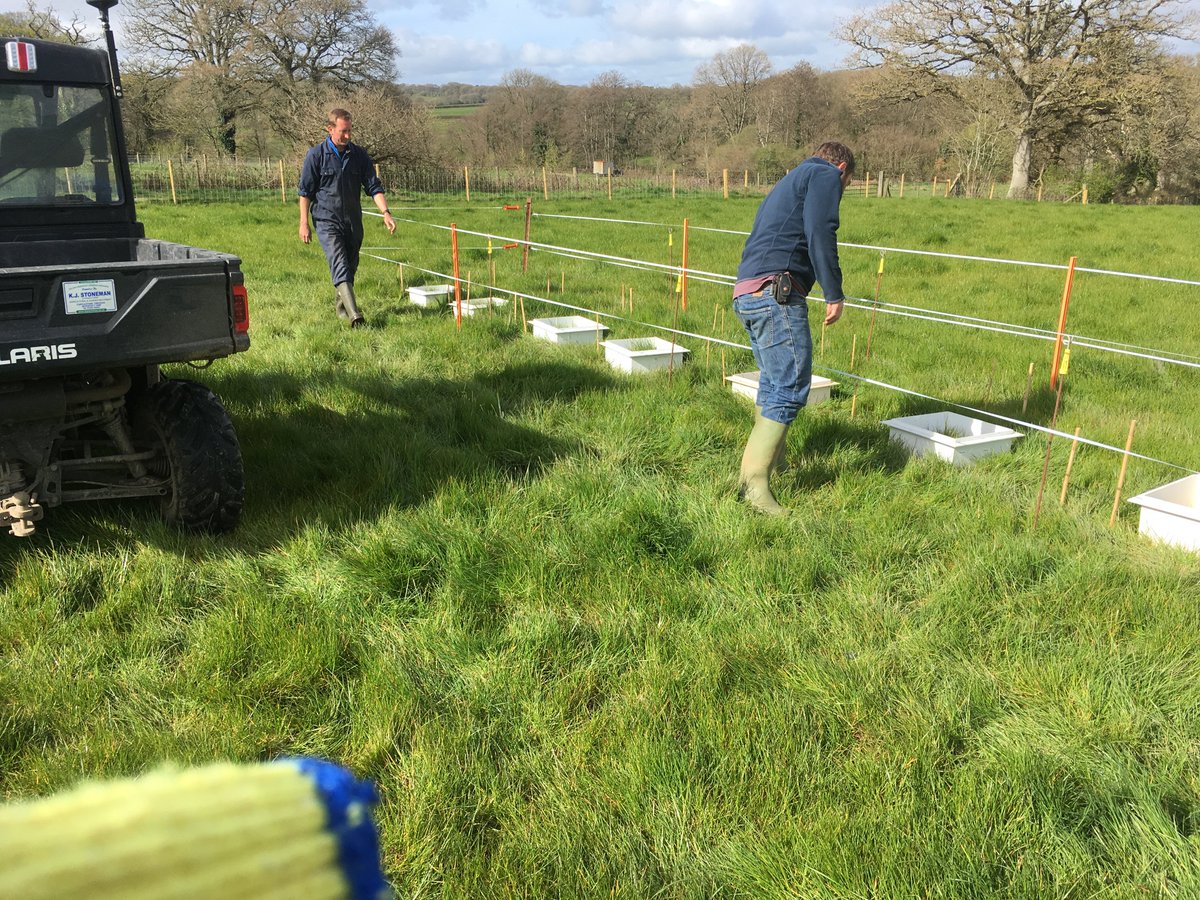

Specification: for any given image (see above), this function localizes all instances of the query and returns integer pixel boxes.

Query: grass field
[2,196,1199,897]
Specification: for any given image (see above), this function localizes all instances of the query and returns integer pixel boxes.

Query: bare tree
[0,1,89,43]
[480,69,567,165]
[247,0,396,107]
[840,0,1192,197]
[694,44,772,140]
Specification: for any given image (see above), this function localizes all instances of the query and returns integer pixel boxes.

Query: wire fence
[129,154,1089,205]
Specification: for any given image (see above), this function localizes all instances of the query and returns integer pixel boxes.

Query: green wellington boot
[335,282,365,328]
[739,409,791,516]
[757,405,788,473]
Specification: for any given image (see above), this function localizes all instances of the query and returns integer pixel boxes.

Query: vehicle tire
[132,379,245,533]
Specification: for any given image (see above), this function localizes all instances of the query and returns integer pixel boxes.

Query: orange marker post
[1050,256,1078,388]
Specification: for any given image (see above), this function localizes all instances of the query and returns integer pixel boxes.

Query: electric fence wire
[370,213,1200,370]
[360,248,1197,477]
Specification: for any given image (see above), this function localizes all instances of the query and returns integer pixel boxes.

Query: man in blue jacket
[298,108,396,327]
[733,141,854,515]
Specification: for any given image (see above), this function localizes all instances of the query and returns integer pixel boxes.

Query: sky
[3,0,1198,87]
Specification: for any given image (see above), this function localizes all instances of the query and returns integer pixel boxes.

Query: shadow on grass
[783,414,911,491]
[0,358,620,563]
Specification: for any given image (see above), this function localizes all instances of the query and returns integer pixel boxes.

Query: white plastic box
[725,371,836,406]
[529,315,609,345]
[407,284,453,307]
[455,297,509,316]
[601,337,689,374]
[1127,473,1200,552]
[882,411,1023,465]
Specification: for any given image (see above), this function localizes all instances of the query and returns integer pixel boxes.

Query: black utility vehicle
[1,8,250,537]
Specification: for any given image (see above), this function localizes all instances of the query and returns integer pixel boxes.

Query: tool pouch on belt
[771,272,795,305]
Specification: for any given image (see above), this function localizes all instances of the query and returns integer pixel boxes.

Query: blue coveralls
[298,137,385,287]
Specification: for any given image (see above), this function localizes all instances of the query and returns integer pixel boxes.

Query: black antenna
[86,0,123,99]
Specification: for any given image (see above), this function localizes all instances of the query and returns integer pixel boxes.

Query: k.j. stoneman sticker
[63,279,117,314]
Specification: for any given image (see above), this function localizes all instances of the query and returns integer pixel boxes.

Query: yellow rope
[0,762,351,900]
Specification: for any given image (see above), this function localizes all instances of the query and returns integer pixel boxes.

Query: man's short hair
[814,141,855,174]
[326,108,352,128]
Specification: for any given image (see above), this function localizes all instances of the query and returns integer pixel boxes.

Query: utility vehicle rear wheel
[133,379,244,532]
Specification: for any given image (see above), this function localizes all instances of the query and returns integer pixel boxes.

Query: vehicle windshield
[0,82,122,206]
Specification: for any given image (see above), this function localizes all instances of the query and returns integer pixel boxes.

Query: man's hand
[382,212,396,235]
[299,221,311,244]
[824,300,844,325]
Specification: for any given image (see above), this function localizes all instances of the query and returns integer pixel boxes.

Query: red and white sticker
[5,41,37,73]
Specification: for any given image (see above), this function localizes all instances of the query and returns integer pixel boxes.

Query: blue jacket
[735,156,845,303]
[298,137,384,225]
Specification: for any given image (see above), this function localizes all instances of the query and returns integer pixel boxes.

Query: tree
[570,71,659,167]
[694,44,772,140]
[479,69,567,165]
[123,0,260,154]
[247,0,397,131]
[840,0,1191,197]
[123,0,398,155]
[0,1,88,43]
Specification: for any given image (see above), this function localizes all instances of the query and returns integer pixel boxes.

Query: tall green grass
[1,198,1198,898]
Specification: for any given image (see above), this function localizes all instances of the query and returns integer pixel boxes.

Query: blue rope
[280,758,391,900]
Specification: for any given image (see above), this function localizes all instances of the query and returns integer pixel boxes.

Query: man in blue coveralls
[732,141,854,515]
[298,108,396,327]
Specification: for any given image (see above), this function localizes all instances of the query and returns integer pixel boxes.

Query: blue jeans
[733,288,813,425]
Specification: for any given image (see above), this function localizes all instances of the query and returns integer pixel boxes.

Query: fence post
[722,168,728,199]
[607,169,612,200]
[899,172,905,198]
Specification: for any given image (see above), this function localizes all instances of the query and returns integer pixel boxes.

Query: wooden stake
[681,218,689,311]
[1021,362,1035,413]
[712,302,719,331]
[1050,256,1078,388]
[850,334,858,370]
[560,270,564,293]
[1109,420,1137,527]
[464,165,471,202]
[278,159,286,202]
[629,288,633,314]
[721,348,726,381]
[850,388,858,419]
[1060,426,1082,505]
[451,223,462,329]
[705,340,711,370]
[542,166,549,200]
[899,172,905,198]
[520,296,527,333]
[546,275,551,294]
[866,254,884,360]
[167,158,177,204]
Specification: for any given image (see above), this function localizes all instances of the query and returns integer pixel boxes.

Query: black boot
[335,282,365,328]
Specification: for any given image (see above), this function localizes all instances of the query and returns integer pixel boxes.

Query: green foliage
[2,199,1199,897]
